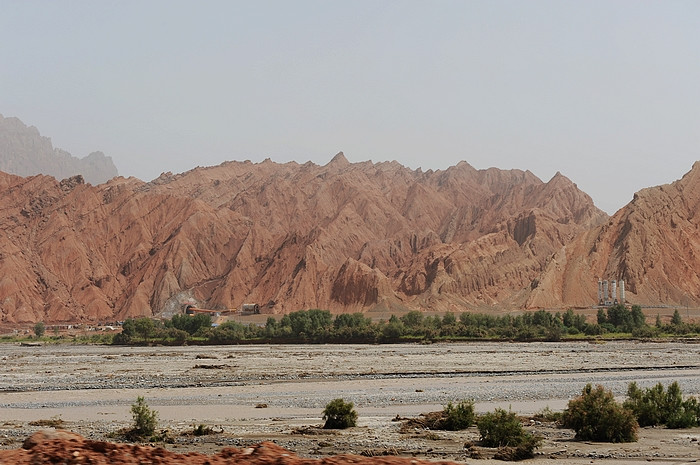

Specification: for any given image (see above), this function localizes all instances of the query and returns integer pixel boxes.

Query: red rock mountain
[0,153,608,324]
[528,162,700,309]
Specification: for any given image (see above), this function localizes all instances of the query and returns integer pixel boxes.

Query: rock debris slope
[0,151,610,324]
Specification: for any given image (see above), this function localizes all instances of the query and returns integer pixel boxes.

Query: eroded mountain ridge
[1,119,699,323]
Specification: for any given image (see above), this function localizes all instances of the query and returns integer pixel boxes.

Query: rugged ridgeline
[0,153,610,324]
[0,114,118,185]
[528,162,700,309]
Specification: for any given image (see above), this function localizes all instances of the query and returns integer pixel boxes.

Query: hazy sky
[2,1,699,214]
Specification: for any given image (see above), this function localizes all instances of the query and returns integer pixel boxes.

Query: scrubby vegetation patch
[562,384,638,443]
[624,381,700,428]
[322,398,358,429]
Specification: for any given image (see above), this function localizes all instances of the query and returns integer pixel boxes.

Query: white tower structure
[619,280,625,304]
[612,280,617,303]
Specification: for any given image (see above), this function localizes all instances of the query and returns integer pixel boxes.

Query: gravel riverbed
[2,341,700,463]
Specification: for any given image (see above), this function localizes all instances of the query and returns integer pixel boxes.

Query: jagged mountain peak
[528,162,700,309]
[548,171,567,183]
[2,114,696,322]
[0,152,605,323]
[327,151,350,167]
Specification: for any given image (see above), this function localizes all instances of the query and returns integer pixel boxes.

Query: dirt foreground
[2,426,700,465]
[2,341,700,463]
[1,430,461,465]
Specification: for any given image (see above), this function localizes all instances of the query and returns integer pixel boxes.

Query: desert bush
[624,381,700,428]
[322,398,358,429]
[440,400,475,430]
[129,396,158,439]
[33,322,45,337]
[477,408,540,460]
[668,396,700,429]
[624,382,665,427]
[561,384,637,442]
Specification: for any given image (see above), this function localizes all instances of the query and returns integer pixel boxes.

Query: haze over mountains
[0,116,698,324]
[0,114,117,185]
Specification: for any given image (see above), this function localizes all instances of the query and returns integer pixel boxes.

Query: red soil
[2,430,459,465]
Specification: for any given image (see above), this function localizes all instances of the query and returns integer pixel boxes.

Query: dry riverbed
[2,341,700,463]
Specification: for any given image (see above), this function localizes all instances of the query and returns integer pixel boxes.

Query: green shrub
[476,408,541,459]
[631,326,658,338]
[112,332,132,345]
[322,398,358,429]
[545,326,562,342]
[624,382,665,427]
[171,313,212,335]
[668,395,700,429]
[166,328,189,345]
[130,396,158,439]
[672,309,683,325]
[33,322,45,337]
[515,327,537,341]
[562,384,637,442]
[440,400,475,431]
[584,323,603,336]
[624,381,700,428]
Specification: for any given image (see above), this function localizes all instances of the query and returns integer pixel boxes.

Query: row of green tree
[112,304,697,345]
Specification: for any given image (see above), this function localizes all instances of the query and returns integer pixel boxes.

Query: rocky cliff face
[0,152,610,323]
[0,114,118,185]
[527,162,700,309]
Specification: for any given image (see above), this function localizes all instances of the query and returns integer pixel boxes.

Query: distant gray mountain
[0,114,118,184]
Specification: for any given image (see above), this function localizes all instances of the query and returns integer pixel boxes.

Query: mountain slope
[0,154,606,323]
[528,162,700,308]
